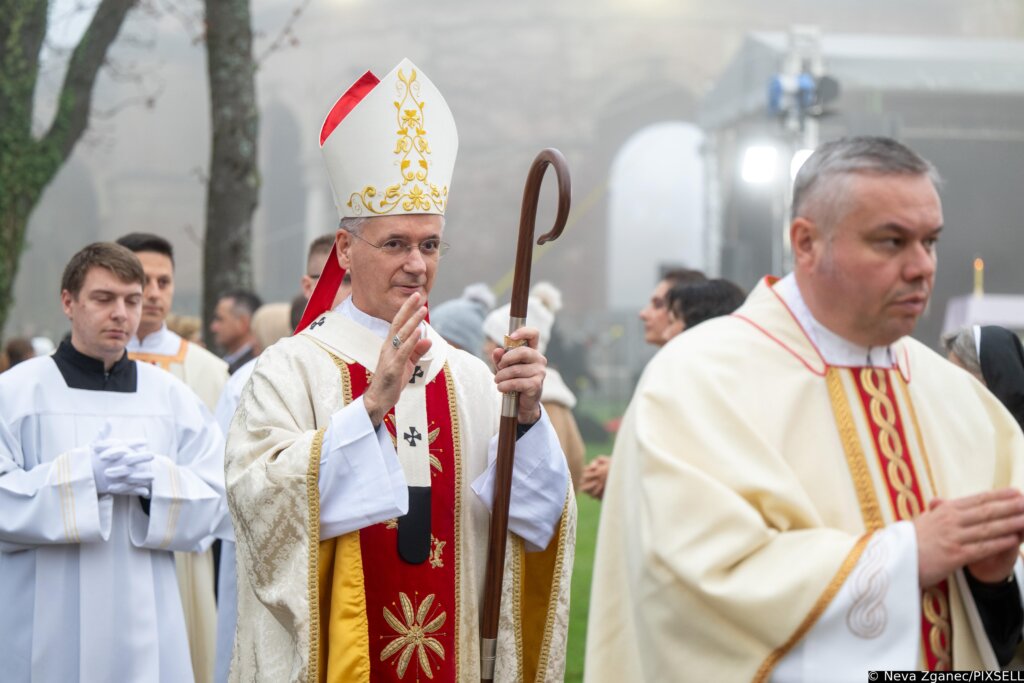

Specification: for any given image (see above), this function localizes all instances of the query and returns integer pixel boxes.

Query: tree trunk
[0,0,137,335]
[202,0,260,344]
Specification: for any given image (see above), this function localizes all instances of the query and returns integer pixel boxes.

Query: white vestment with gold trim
[0,357,226,682]
[225,305,575,682]
[585,276,1024,682]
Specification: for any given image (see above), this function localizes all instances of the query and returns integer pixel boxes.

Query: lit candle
[974,257,984,297]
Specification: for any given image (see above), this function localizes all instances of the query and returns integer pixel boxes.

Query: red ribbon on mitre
[295,70,380,334]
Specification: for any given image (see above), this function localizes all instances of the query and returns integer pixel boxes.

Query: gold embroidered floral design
[380,592,446,679]
[348,69,449,216]
[428,425,442,474]
[429,535,445,568]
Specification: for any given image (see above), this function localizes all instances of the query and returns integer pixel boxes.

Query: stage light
[741,146,778,184]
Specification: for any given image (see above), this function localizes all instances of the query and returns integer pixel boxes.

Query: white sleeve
[0,415,113,550]
[771,521,920,683]
[129,401,227,552]
[208,372,246,544]
[318,396,409,540]
[471,405,569,552]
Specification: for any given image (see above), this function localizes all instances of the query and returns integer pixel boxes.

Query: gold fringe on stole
[826,369,884,531]
[307,427,326,683]
[753,533,875,682]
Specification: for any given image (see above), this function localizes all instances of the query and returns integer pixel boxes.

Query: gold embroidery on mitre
[380,592,447,679]
[348,69,449,216]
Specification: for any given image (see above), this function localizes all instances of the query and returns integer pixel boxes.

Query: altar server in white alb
[226,58,574,682]
[0,242,226,682]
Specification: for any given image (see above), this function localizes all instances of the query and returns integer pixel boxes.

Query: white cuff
[471,406,568,552]
[318,396,409,539]
[772,522,920,683]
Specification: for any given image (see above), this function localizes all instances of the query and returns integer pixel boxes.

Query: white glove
[105,451,155,497]
[88,424,154,497]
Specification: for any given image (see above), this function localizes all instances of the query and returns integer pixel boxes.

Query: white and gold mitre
[319,58,458,219]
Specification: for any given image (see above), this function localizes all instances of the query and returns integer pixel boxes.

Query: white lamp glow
[741,145,778,184]
[790,148,814,180]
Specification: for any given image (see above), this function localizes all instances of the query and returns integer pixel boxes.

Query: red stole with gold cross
[830,365,952,670]
[318,355,460,683]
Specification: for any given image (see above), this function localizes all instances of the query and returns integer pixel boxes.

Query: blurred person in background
[485,282,585,492]
[291,234,354,332]
[943,325,1024,433]
[210,289,262,374]
[3,337,35,368]
[117,231,228,683]
[661,277,747,341]
[0,243,224,682]
[637,267,706,346]
[430,282,494,357]
[166,313,204,346]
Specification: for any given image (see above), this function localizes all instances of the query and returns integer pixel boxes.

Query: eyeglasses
[346,230,450,259]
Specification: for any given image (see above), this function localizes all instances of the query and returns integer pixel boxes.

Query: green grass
[564,440,613,682]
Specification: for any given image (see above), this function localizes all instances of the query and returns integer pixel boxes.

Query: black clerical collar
[52,341,137,392]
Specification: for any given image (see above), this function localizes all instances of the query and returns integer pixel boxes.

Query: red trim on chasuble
[347,364,457,682]
[849,368,952,671]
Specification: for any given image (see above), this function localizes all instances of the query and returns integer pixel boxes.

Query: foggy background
[8,0,1024,401]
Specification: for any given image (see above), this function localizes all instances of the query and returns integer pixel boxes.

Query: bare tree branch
[255,0,312,66]
[39,0,138,164]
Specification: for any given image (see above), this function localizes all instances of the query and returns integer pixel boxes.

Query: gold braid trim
[753,533,875,683]
[895,375,940,497]
[513,538,525,676]
[308,352,353,681]
[536,488,572,679]
[443,364,463,668]
[307,426,327,683]
[826,368,885,530]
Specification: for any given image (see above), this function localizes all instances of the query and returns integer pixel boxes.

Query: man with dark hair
[298,234,352,324]
[0,242,225,681]
[662,277,746,339]
[637,267,706,346]
[210,289,262,374]
[301,233,336,300]
[117,232,228,683]
[588,137,1024,680]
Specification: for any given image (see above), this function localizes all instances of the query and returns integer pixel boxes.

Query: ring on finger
[392,335,402,349]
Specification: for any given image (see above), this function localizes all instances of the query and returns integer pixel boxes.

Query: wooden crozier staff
[480,148,572,682]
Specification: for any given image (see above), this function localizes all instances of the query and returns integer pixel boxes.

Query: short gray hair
[338,215,445,236]
[792,137,941,229]
[339,216,370,235]
[941,327,981,377]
